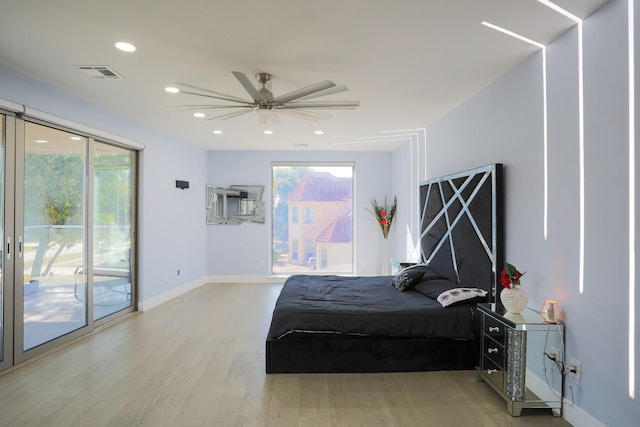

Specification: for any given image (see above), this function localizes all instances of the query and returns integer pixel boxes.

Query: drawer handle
[488,347,498,354]
[487,369,497,374]
[488,326,500,333]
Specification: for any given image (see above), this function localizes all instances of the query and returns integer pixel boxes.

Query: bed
[266,164,504,373]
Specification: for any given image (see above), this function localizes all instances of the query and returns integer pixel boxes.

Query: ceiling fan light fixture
[314,130,324,135]
[165,86,180,93]
[213,130,223,135]
[264,130,273,135]
[193,112,205,118]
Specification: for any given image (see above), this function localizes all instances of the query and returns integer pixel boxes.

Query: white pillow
[437,288,487,307]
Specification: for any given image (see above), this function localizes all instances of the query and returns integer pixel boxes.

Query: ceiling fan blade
[271,80,336,104]
[175,82,249,103]
[281,101,360,109]
[231,71,266,103]
[175,89,252,105]
[295,84,348,101]
[167,104,250,110]
[277,108,331,121]
[208,108,254,121]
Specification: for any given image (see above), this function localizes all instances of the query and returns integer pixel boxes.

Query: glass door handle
[6,236,10,260]
[18,236,23,258]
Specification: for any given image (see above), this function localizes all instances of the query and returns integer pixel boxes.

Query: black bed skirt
[266,336,478,373]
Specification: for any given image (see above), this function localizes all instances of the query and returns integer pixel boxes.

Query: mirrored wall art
[206,185,264,224]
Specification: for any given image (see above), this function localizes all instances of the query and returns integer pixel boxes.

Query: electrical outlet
[570,357,581,380]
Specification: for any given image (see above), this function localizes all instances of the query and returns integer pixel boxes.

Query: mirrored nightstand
[477,303,565,416]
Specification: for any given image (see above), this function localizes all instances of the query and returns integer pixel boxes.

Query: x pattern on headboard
[419,164,503,299]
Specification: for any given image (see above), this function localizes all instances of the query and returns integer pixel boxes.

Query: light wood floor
[0,283,573,427]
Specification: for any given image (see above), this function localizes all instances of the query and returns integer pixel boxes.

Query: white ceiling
[0,0,609,152]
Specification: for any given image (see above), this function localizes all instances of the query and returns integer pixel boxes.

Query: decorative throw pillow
[412,276,488,307]
[412,277,460,298]
[391,264,430,291]
[436,288,488,307]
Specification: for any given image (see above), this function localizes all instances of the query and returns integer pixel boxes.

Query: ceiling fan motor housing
[255,73,274,107]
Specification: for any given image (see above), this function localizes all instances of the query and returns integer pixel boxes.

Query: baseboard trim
[562,401,608,427]
[526,369,607,427]
[138,277,208,311]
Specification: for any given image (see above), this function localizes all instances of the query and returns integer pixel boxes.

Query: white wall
[0,64,209,310]
[390,133,427,263]
[422,1,638,425]
[205,150,396,278]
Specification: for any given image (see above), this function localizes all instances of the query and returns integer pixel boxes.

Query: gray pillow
[391,264,430,291]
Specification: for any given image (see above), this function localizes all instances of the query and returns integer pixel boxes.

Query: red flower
[381,219,387,225]
[500,270,512,289]
[500,262,525,289]
[380,210,387,217]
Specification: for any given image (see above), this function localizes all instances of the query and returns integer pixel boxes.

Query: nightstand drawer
[482,355,504,391]
[483,338,504,367]
[484,315,506,344]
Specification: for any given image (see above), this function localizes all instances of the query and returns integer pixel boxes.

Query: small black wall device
[176,180,189,190]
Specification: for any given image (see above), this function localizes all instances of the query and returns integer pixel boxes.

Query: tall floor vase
[381,237,389,275]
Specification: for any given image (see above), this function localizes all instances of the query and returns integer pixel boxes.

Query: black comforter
[267,274,476,341]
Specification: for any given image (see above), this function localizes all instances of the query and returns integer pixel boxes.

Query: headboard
[419,164,504,300]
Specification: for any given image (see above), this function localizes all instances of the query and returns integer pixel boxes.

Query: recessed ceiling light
[194,112,205,118]
[35,139,48,144]
[165,86,180,93]
[314,130,324,135]
[264,130,273,135]
[115,42,136,52]
[213,130,223,135]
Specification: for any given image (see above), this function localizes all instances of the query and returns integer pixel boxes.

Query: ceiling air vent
[74,65,123,79]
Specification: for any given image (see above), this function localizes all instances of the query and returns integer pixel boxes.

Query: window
[304,207,313,223]
[271,163,354,274]
[304,239,314,261]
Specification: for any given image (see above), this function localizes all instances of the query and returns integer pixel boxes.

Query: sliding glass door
[92,142,133,320]
[0,114,6,370]
[0,115,137,369]
[18,122,88,352]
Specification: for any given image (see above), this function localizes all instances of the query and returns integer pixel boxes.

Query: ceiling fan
[166,71,359,122]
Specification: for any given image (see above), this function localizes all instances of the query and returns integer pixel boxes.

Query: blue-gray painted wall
[0,0,636,424]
